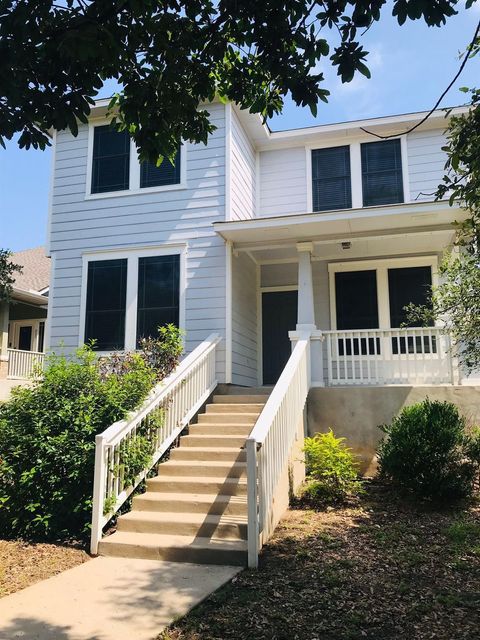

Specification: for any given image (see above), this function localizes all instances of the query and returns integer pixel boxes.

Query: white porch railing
[90,333,221,554]
[323,327,455,386]
[7,348,45,379]
[246,332,311,568]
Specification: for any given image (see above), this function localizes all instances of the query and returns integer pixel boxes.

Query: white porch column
[296,242,316,330]
[0,301,9,379]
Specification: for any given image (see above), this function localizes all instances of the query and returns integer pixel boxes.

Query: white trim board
[78,244,187,352]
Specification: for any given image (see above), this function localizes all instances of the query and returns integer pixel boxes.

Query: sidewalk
[0,556,240,640]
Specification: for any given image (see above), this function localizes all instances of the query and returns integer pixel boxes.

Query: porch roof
[214,200,462,262]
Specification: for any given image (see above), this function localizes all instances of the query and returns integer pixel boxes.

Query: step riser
[146,479,247,496]
[206,404,264,414]
[132,496,247,516]
[159,464,247,478]
[197,413,260,425]
[181,435,247,447]
[189,425,253,436]
[212,395,269,404]
[117,518,247,540]
[98,541,247,566]
[170,449,246,462]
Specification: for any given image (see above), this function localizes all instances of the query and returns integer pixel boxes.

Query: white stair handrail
[90,333,221,554]
[246,331,311,568]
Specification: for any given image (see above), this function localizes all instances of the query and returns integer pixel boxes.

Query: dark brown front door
[262,290,298,385]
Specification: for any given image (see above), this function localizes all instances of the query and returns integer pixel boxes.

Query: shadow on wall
[307,385,480,476]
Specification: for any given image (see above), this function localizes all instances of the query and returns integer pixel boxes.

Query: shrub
[301,430,362,507]
[377,398,480,501]
[138,323,184,381]
[0,345,155,540]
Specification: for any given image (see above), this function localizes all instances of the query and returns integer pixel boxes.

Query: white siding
[231,253,258,386]
[407,128,448,202]
[259,147,307,217]
[48,102,227,380]
[230,108,256,220]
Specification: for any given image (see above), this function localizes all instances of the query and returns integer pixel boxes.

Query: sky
[1,2,479,252]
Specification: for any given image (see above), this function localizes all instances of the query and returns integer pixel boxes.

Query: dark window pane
[335,270,379,330]
[140,148,181,189]
[91,126,130,194]
[136,255,180,344]
[361,140,404,207]
[85,259,127,350]
[18,326,32,351]
[38,322,45,352]
[312,146,352,212]
[388,266,433,328]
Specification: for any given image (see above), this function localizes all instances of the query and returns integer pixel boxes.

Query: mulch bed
[161,481,480,640]
[0,539,90,597]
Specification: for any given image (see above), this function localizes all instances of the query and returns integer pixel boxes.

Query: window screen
[136,254,180,344]
[140,148,181,189]
[361,139,404,207]
[91,125,130,194]
[312,146,352,212]
[388,266,433,328]
[85,259,127,350]
[335,270,379,330]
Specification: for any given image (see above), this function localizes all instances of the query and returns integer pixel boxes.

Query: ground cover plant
[161,481,480,640]
[0,325,183,541]
[378,398,480,501]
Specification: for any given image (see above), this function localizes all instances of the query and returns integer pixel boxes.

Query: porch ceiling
[215,201,462,258]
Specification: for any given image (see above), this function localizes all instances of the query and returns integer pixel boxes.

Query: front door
[262,290,298,385]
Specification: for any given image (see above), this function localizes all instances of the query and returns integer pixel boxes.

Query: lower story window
[84,251,181,351]
[136,254,180,344]
[85,259,127,350]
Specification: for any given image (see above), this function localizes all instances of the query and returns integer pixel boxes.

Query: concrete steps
[98,386,269,566]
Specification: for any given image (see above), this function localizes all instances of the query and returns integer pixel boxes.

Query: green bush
[377,398,480,501]
[0,344,157,540]
[301,430,362,507]
[138,323,184,381]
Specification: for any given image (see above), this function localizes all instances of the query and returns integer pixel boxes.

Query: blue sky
[1,2,479,252]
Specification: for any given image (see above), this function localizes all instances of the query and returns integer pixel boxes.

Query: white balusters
[7,349,45,379]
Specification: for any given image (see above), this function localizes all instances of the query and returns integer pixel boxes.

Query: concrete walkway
[0,556,240,640]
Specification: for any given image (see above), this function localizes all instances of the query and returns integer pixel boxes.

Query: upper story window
[91,126,130,194]
[140,152,181,189]
[88,124,184,197]
[361,139,404,207]
[312,146,352,212]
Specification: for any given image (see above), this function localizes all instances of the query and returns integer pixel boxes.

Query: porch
[219,201,464,388]
[0,291,48,381]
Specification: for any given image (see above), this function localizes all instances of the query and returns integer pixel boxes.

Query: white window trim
[306,135,410,213]
[328,255,439,330]
[79,244,187,352]
[85,119,187,200]
[9,319,46,352]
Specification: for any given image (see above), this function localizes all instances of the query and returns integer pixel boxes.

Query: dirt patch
[162,481,480,640]
[0,540,90,597]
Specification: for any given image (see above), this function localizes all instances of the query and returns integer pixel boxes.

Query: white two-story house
[45,101,479,468]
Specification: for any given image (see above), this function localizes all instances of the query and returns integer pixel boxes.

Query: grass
[0,539,89,597]
[160,481,480,640]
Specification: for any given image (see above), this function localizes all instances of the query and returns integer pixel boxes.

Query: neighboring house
[45,101,480,567]
[46,102,480,458]
[0,247,50,380]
